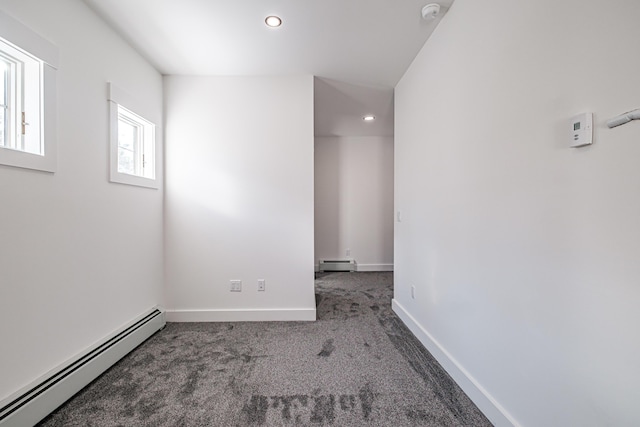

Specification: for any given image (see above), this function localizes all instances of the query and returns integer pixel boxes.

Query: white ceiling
[83,0,452,137]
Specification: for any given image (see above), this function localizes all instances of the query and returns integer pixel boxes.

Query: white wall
[0,0,163,401]
[164,75,316,321]
[394,0,640,426]
[315,136,394,271]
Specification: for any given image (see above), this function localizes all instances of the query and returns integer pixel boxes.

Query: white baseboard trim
[0,307,165,427]
[357,264,394,272]
[392,299,520,427]
[166,308,316,322]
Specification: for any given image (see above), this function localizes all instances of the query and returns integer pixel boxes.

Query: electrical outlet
[258,279,266,292]
[346,248,351,257]
[411,285,415,299]
[230,280,242,292]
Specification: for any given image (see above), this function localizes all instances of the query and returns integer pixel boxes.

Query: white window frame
[0,10,58,173]
[116,105,155,179]
[108,83,159,189]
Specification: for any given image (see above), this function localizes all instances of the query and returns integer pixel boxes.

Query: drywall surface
[164,75,315,321]
[394,0,640,426]
[0,0,163,401]
[315,136,394,271]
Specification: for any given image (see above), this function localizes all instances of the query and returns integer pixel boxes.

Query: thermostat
[570,113,593,148]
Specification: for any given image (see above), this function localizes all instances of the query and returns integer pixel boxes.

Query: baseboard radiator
[0,307,165,427]
[319,259,357,272]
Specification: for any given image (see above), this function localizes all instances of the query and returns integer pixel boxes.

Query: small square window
[108,83,158,189]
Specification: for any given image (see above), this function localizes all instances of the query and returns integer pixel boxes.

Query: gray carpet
[39,272,492,426]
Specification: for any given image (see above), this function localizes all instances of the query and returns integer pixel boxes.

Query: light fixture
[421,4,441,20]
[265,15,282,27]
[363,115,376,122]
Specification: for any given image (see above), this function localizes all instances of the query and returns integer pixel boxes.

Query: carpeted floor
[38,272,492,426]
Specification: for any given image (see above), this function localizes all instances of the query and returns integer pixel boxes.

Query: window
[0,10,58,172]
[108,83,159,189]
[0,57,7,147]
[116,105,154,179]
[0,38,42,155]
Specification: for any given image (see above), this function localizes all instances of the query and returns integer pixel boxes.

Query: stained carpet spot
[339,394,356,411]
[119,404,134,418]
[310,394,335,423]
[406,407,441,424]
[317,339,335,357]
[181,364,206,398]
[243,395,269,425]
[359,383,376,420]
[136,395,163,420]
[271,395,308,420]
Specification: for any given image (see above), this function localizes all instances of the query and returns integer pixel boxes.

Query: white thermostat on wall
[570,113,593,148]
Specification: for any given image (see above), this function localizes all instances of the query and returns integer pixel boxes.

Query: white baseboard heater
[0,307,165,427]
[319,259,357,272]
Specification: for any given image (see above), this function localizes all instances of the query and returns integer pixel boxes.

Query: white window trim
[108,82,159,189]
[0,10,58,173]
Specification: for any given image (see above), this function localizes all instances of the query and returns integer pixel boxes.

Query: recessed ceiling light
[265,16,282,28]
[363,115,376,122]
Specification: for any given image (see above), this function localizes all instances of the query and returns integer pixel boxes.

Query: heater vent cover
[319,260,357,272]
